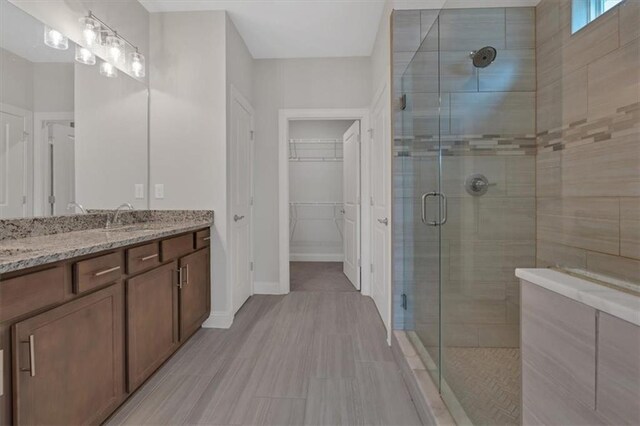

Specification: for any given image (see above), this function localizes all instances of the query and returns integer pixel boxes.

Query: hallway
[108,263,422,425]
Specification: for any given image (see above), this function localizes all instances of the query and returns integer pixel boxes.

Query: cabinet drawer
[0,266,66,323]
[195,229,211,249]
[73,252,122,294]
[161,234,194,261]
[127,243,160,275]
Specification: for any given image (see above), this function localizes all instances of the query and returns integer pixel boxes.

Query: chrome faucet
[67,202,87,214]
[106,203,134,229]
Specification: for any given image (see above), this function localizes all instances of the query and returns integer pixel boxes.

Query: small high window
[572,0,624,33]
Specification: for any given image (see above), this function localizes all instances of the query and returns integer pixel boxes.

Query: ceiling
[139,0,387,59]
[139,0,542,59]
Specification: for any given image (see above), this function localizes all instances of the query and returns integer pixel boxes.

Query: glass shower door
[399,15,443,388]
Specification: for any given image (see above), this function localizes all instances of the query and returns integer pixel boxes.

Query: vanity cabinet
[126,262,179,392]
[0,227,211,425]
[12,283,124,425]
[179,248,211,341]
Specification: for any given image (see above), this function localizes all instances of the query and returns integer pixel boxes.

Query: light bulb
[105,35,124,65]
[79,16,100,47]
[75,45,96,65]
[44,26,68,50]
[130,52,145,78]
[99,61,118,78]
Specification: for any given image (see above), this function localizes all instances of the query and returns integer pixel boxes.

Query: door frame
[229,85,255,313]
[278,108,371,295]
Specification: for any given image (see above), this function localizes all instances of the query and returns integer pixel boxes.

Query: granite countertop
[0,211,213,275]
[516,268,640,326]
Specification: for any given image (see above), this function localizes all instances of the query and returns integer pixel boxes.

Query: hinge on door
[250,262,254,271]
[401,293,408,310]
[250,130,255,140]
[250,196,254,206]
[48,195,55,204]
[370,196,374,206]
[370,263,374,274]
[22,196,27,205]
[368,128,374,138]
[358,259,361,268]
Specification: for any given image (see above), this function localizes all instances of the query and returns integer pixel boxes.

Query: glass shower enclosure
[396,5,537,426]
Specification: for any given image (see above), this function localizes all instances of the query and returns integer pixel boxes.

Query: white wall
[33,63,74,113]
[0,48,34,111]
[253,57,371,285]
[75,62,148,210]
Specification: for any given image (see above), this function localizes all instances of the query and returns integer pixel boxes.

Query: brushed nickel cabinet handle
[203,237,211,241]
[185,264,190,285]
[20,335,36,377]
[94,266,121,277]
[139,254,159,262]
[177,267,184,289]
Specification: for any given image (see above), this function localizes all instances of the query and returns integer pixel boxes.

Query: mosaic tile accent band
[537,102,640,153]
[394,134,537,157]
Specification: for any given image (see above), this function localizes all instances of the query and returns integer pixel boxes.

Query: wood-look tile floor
[107,262,422,426]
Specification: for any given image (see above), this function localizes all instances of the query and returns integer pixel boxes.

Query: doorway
[288,119,359,291]
[278,109,371,296]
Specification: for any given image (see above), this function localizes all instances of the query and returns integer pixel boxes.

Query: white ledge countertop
[516,268,640,326]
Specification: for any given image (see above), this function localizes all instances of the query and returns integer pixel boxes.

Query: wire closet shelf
[289,202,344,241]
[288,138,343,162]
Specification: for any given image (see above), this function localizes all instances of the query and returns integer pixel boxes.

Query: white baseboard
[253,281,285,295]
[290,253,344,262]
[202,311,234,329]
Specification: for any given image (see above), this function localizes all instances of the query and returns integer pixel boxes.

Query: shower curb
[391,331,457,426]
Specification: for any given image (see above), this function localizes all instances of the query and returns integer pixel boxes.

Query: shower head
[469,46,497,68]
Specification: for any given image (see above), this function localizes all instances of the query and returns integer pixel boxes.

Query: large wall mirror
[0,0,149,219]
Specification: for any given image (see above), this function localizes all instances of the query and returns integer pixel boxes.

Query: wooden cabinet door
[126,262,179,392]
[179,248,210,341]
[12,283,124,426]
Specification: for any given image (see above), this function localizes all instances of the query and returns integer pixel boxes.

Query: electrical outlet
[154,184,164,199]
[135,184,145,199]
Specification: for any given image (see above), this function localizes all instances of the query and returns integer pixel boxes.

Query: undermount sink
[91,224,166,234]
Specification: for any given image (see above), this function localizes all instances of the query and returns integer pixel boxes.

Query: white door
[343,121,361,289]
[231,94,254,314]
[0,111,27,218]
[50,123,75,215]
[370,87,391,332]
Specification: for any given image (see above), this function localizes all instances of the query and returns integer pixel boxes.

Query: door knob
[234,214,245,222]
[377,218,389,226]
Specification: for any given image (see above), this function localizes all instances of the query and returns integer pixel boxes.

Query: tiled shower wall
[535,0,640,284]
[392,8,537,348]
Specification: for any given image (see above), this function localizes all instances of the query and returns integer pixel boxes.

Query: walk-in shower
[394,5,537,425]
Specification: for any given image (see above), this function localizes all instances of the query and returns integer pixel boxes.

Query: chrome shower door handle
[421,192,438,226]
[438,193,448,226]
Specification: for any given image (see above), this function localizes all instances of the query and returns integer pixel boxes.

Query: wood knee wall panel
[521,280,640,426]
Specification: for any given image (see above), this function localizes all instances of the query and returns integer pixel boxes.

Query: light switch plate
[154,184,164,199]
[135,184,145,199]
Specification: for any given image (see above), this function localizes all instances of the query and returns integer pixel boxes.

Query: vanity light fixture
[75,45,96,65]
[44,26,68,50]
[79,15,100,47]
[78,12,145,79]
[99,61,118,78]
[130,51,145,78]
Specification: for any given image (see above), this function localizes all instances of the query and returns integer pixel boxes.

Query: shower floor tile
[444,347,521,426]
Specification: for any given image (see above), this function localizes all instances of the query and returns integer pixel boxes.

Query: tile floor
[107,262,422,425]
